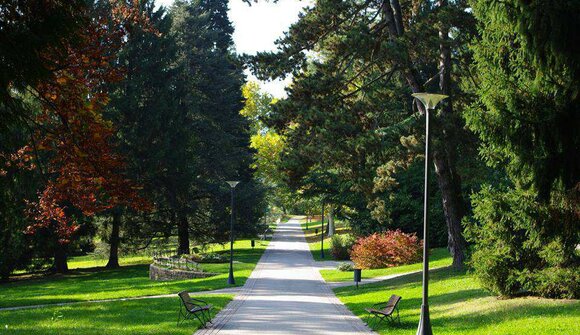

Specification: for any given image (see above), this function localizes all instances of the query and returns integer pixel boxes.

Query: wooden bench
[177,291,213,327]
[365,294,401,328]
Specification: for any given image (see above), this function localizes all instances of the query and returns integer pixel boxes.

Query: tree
[249,0,477,267]
[241,82,297,213]
[1,1,151,273]
[464,0,579,298]
[105,0,177,268]
[168,0,265,253]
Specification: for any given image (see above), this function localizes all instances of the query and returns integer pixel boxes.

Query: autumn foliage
[350,230,422,269]
[8,1,152,244]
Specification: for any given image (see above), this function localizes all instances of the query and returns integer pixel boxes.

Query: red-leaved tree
[6,1,152,272]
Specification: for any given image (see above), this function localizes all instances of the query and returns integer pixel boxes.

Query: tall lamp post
[226,181,240,285]
[411,93,448,335]
[320,198,326,259]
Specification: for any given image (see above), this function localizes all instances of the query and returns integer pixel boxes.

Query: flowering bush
[350,230,422,269]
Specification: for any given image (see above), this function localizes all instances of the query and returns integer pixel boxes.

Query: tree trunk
[327,206,335,236]
[177,213,190,255]
[53,245,68,273]
[106,210,122,269]
[433,154,466,268]
[436,0,467,269]
[379,0,467,268]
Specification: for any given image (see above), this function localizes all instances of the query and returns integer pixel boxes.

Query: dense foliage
[245,0,578,298]
[249,0,483,269]
[0,0,577,301]
[464,0,580,299]
[465,186,579,298]
[0,0,264,278]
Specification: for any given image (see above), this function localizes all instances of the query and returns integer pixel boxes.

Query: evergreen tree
[250,0,478,267]
[105,0,177,267]
[464,0,579,298]
[170,0,264,253]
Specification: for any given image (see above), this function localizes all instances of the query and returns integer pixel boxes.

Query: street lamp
[320,198,326,259]
[411,93,448,335]
[226,180,240,285]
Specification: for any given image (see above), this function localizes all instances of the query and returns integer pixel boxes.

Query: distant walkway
[196,218,374,335]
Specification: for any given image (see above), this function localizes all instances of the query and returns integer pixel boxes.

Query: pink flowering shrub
[350,230,422,269]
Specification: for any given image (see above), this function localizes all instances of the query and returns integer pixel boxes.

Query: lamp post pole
[226,181,240,285]
[320,198,325,259]
[412,93,448,335]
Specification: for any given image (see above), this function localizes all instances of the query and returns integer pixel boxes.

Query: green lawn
[0,239,268,308]
[320,247,452,282]
[335,268,580,334]
[0,295,232,335]
[67,254,152,270]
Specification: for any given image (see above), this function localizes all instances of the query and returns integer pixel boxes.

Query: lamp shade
[412,93,448,110]
[226,181,240,188]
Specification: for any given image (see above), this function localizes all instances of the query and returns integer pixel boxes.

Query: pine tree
[250,0,477,267]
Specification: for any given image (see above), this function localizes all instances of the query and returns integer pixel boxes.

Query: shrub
[465,186,580,299]
[330,234,356,260]
[521,266,580,299]
[337,262,354,272]
[350,230,422,269]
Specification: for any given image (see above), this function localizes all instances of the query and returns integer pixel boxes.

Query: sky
[155,0,310,97]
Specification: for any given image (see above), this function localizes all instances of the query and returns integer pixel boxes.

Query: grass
[300,219,350,261]
[320,247,452,282]
[0,239,268,308]
[335,268,580,334]
[0,295,232,335]
[67,254,152,270]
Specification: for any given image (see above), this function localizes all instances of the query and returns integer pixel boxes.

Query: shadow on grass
[0,245,267,308]
[0,296,232,335]
[336,267,580,334]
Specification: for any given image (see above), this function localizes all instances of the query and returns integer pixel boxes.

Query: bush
[465,186,580,299]
[350,230,422,269]
[337,262,354,272]
[330,234,356,260]
[521,267,580,299]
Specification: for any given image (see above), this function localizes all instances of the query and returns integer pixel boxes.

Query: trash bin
[315,228,319,234]
[251,240,255,248]
[354,268,362,289]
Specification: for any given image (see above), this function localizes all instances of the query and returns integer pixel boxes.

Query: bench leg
[200,308,212,326]
[183,311,207,328]
[177,303,185,326]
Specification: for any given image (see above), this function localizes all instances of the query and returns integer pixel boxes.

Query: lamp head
[226,181,240,188]
[412,93,448,110]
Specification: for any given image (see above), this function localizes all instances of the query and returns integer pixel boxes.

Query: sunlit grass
[320,248,452,282]
[67,254,152,270]
[0,239,268,308]
[335,268,579,334]
[0,295,232,335]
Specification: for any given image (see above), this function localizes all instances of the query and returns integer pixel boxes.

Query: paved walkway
[196,218,374,335]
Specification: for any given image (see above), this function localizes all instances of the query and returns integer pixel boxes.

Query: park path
[195,217,374,335]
